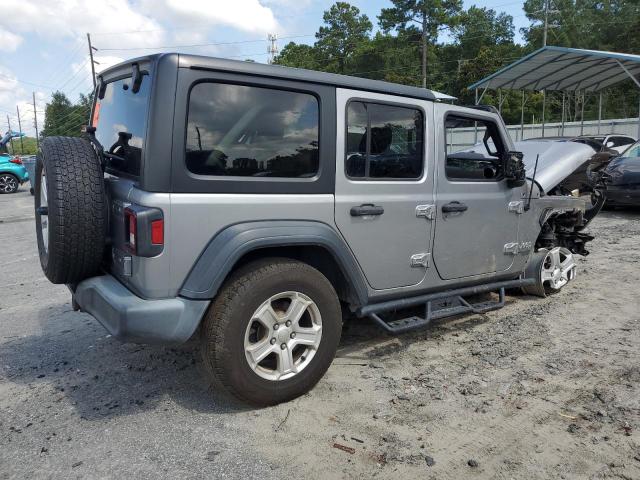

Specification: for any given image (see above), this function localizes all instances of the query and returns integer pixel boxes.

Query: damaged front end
[536,208,594,256]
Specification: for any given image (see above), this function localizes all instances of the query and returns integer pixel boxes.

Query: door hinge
[410,252,430,268]
[504,241,533,255]
[508,201,525,214]
[416,204,436,220]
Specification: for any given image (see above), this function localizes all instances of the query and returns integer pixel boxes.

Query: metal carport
[468,46,640,138]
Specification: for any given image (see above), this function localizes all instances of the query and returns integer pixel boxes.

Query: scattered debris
[567,424,581,434]
[333,443,355,455]
[350,437,364,444]
[71,462,83,468]
[558,412,578,420]
[206,451,220,461]
[274,409,290,432]
[468,459,479,468]
[425,455,436,467]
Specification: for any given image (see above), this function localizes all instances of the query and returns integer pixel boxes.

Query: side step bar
[358,278,535,335]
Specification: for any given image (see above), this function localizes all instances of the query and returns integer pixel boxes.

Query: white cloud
[161,0,278,33]
[0,0,165,48]
[0,28,23,52]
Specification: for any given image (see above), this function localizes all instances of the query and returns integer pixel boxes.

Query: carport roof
[468,46,640,92]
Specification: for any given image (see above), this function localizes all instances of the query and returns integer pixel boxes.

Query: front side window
[444,115,506,181]
[346,101,423,179]
[186,83,319,178]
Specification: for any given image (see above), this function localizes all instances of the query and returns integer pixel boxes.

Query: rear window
[93,75,150,177]
[185,82,319,178]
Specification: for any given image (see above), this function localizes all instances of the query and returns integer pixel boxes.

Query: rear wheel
[200,258,342,406]
[0,173,19,194]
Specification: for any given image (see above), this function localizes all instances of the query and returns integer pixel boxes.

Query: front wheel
[201,258,342,406]
[0,173,19,194]
[522,247,576,297]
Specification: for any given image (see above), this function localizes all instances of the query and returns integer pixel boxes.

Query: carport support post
[474,88,479,144]
[580,91,585,136]
[561,92,566,136]
[541,90,546,138]
[597,92,602,134]
[637,94,640,139]
[520,90,525,141]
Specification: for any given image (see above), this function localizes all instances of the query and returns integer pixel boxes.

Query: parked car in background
[0,153,30,194]
[603,140,640,207]
[582,134,636,154]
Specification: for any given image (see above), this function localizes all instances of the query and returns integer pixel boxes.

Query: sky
[0,0,530,138]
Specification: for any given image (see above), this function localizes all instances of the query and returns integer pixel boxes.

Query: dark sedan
[604,141,640,207]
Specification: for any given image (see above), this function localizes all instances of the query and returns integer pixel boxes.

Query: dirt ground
[1,189,639,479]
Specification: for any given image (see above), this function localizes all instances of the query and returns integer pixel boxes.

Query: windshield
[620,141,640,159]
[93,74,150,177]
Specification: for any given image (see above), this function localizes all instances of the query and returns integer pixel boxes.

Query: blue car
[0,153,29,194]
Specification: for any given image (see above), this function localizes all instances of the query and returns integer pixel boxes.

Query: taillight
[125,208,137,253]
[151,219,164,245]
[10,156,22,164]
[123,205,163,257]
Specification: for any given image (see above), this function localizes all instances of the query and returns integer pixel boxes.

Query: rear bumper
[72,274,210,344]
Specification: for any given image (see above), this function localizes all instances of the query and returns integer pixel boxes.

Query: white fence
[449,117,639,151]
[506,117,640,142]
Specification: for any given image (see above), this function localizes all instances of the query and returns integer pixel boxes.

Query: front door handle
[441,201,468,213]
[350,204,384,217]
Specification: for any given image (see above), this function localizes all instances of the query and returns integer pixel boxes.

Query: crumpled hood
[514,141,595,192]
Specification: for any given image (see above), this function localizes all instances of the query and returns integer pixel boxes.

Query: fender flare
[179,220,369,305]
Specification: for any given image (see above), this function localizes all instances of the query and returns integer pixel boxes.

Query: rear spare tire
[35,136,107,284]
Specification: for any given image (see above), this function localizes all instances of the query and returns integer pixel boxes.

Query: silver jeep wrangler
[34,54,598,405]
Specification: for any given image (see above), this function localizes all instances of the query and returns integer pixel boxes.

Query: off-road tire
[201,258,342,406]
[0,173,19,194]
[35,136,107,284]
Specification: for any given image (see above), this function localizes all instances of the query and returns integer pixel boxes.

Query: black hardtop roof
[102,53,436,101]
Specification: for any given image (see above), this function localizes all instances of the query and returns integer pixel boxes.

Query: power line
[96,34,314,51]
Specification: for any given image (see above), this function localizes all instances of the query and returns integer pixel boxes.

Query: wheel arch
[179,221,369,308]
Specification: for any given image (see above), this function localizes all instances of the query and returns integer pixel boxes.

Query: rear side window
[185,83,319,178]
[346,101,423,180]
[93,75,150,177]
[444,115,505,181]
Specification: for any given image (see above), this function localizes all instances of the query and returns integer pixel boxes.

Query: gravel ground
[1,188,639,479]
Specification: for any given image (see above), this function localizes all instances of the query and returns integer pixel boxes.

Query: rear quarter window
[185,83,319,178]
[93,75,150,177]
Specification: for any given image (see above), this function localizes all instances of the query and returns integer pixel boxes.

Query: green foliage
[315,2,372,73]
[274,0,639,125]
[41,91,92,139]
[6,136,38,155]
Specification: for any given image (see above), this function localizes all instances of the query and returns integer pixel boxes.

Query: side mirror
[503,151,526,188]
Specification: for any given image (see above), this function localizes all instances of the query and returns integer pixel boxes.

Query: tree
[453,7,515,58]
[379,0,462,88]
[274,43,320,70]
[314,2,372,74]
[42,91,92,138]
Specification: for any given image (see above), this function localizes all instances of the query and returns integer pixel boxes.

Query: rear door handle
[441,201,468,213]
[350,204,384,217]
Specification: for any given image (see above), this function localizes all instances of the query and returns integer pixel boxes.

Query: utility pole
[16,106,24,154]
[32,92,39,149]
[421,11,427,89]
[87,33,97,88]
[543,0,549,47]
[267,34,278,65]
[6,115,14,154]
